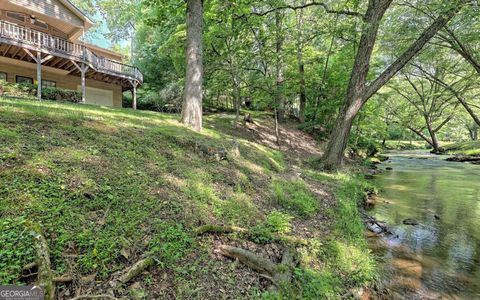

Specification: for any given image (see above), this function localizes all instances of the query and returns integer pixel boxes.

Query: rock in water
[403,218,419,226]
[386,167,393,170]
[434,214,441,220]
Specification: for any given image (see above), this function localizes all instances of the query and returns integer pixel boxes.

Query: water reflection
[370,151,480,299]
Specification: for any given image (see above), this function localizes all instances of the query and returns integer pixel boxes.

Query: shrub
[42,87,81,102]
[0,80,81,102]
[266,211,293,234]
[123,83,183,112]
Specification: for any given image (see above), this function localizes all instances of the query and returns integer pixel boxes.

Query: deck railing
[0,20,143,83]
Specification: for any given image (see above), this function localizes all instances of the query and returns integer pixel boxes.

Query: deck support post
[129,80,139,110]
[36,52,42,100]
[71,61,89,104]
[23,49,53,101]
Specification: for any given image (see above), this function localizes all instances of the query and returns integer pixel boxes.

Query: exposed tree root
[26,223,153,299]
[110,257,154,289]
[218,244,297,292]
[195,224,308,246]
[219,245,277,275]
[30,225,54,300]
[270,248,295,292]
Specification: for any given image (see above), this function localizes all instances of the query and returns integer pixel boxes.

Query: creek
[368,151,480,299]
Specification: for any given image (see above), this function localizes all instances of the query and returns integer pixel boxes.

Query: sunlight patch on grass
[272,179,319,217]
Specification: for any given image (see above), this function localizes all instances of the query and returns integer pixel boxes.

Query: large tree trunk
[322,0,463,169]
[233,74,241,126]
[425,118,440,153]
[296,7,306,123]
[181,0,203,132]
[322,0,392,169]
[275,11,285,123]
[298,49,306,123]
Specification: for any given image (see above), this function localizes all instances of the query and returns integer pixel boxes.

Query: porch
[0,20,142,108]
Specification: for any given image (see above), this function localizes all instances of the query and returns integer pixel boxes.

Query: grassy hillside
[0,98,376,299]
[442,140,480,156]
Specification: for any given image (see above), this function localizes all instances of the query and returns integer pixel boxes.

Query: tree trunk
[275,11,285,123]
[468,125,478,140]
[407,126,434,147]
[233,74,241,127]
[322,0,392,169]
[296,7,306,123]
[181,0,203,132]
[298,50,306,123]
[321,0,463,169]
[425,118,440,153]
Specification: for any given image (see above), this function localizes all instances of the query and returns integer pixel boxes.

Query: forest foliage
[74,0,480,160]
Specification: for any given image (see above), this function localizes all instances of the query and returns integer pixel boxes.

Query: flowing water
[368,151,480,299]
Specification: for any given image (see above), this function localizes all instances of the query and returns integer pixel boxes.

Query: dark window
[16,76,33,85]
[0,72,6,81]
[6,12,26,23]
[32,19,48,30]
[42,80,56,88]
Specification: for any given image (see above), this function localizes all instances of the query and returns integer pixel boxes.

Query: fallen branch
[361,212,391,234]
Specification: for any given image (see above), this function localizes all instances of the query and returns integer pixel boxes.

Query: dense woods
[73,0,479,167]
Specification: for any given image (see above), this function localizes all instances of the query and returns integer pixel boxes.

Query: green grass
[0,97,376,298]
[443,140,480,156]
[383,140,427,150]
[272,180,319,217]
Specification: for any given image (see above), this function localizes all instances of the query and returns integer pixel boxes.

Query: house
[0,0,142,108]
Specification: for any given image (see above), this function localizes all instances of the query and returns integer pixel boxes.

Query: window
[16,76,33,85]
[42,80,56,88]
[0,72,6,81]
[32,19,48,30]
[6,11,26,23]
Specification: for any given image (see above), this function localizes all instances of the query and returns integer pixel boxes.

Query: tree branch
[418,67,480,127]
[362,1,466,102]
[407,126,434,146]
[434,116,453,132]
[251,2,363,18]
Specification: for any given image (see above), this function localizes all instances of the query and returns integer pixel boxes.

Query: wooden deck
[0,20,143,88]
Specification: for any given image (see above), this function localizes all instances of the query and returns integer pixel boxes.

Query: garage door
[78,86,114,106]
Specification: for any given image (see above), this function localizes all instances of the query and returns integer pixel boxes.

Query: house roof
[60,0,95,29]
[85,43,125,62]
